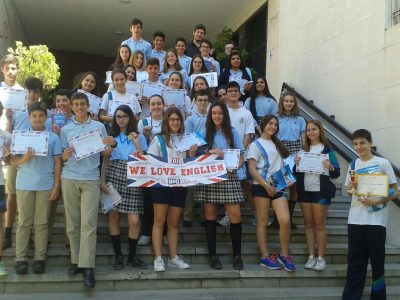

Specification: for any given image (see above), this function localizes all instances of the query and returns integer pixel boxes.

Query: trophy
[347,170,356,194]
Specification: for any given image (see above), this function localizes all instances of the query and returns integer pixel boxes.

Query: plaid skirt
[194,172,244,204]
[105,160,144,214]
[282,140,302,156]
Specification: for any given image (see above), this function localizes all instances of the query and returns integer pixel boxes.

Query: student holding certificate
[60,92,113,288]
[129,50,146,72]
[106,64,137,93]
[101,105,148,270]
[109,45,131,71]
[194,101,245,271]
[175,37,192,74]
[188,76,211,115]
[73,72,100,121]
[188,54,208,77]
[294,120,340,271]
[147,107,197,272]
[8,102,62,275]
[247,114,296,272]
[166,72,191,118]
[160,49,189,90]
[342,129,399,300]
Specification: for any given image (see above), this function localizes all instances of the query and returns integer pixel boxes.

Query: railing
[281,82,400,206]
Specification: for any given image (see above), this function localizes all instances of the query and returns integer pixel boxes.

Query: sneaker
[127,256,147,269]
[268,219,280,229]
[313,257,326,271]
[32,260,46,274]
[167,255,190,269]
[217,215,230,227]
[138,235,151,246]
[260,254,281,270]
[153,256,165,272]
[15,261,28,275]
[233,255,243,270]
[278,255,296,272]
[209,255,222,269]
[113,255,124,270]
[162,236,168,246]
[0,261,8,276]
[304,255,317,270]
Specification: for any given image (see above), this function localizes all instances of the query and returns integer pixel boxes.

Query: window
[387,0,400,27]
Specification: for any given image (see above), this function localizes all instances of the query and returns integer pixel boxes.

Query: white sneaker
[138,235,151,246]
[163,236,168,246]
[0,261,8,276]
[167,255,190,269]
[304,255,316,270]
[313,257,326,271]
[217,215,230,227]
[154,256,165,272]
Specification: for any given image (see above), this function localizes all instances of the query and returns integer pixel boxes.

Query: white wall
[0,0,27,57]
[266,0,400,167]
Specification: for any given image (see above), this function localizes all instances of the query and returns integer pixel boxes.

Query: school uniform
[15,130,61,262]
[185,111,207,134]
[194,128,244,204]
[342,156,397,300]
[277,115,306,155]
[121,38,152,59]
[0,130,11,214]
[219,67,252,102]
[295,144,340,205]
[100,91,141,119]
[203,57,220,77]
[139,79,166,118]
[105,132,148,214]
[60,118,107,268]
[159,69,189,88]
[138,116,162,144]
[244,96,278,125]
[150,49,166,72]
[178,55,192,74]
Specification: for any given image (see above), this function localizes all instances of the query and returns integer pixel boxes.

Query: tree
[7,41,60,90]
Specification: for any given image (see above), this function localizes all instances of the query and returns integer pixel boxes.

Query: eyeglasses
[196,99,208,103]
[227,89,239,94]
[116,115,129,120]
[168,117,181,122]
[201,45,210,49]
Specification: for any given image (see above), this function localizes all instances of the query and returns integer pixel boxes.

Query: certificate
[136,71,149,82]
[0,88,28,111]
[142,83,164,98]
[357,174,389,197]
[229,77,252,94]
[162,89,186,107]
[190,72,218,88]
[11,130,49,156]
[77,89,102,114]
[108,100,138,116]
[68,128,107,160]
[100,182,122,214]
[105,71,112,84]
[223,149,240,170]
[171,132,206,152]
[297,152,328,175]
[126,81,143,99]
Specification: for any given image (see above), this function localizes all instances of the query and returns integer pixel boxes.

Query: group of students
[0,17,398,300]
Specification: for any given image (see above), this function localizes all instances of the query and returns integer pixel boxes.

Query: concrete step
[4,287,400,299]
[1,263,400,293]
[3,242,400,266]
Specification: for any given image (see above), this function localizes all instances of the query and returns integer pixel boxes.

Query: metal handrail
[281,82,400,206]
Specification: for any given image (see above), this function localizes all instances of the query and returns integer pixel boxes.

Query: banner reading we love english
[127,154,228,187]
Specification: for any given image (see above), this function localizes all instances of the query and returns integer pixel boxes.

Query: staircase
[1,184,400,299]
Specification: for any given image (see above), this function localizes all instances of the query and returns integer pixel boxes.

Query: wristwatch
[110,141,118,148]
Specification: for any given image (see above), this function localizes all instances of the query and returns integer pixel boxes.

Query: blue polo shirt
[199,128,244,151]
[16,130,62,191]
[159,69,189,86]
[185,112,207,134]
[110,132,148,161]
[244,96,278,118]
[277,115,306,141]
[121,38,152,58]
[13,110,52,131]
[178,55,192,73]
[150,49,166,72]
[60,118,107,180]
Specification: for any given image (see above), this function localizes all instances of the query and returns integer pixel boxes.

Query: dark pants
[342,224,386,300]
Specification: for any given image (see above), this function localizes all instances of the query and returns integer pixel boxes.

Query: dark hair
[110,45,131,71]
[205,101,234,149]
[75,71,100,96]
[194,24,206,33]
[249,76,276,120]
[175,37,187,45]
[200,39,212,49]
[303,119,330,152]
[163,49,182,72]
[189,76,210,100]
[189,54,208,75]
[159,106,184,147]
[71,92,89,104]
[194,90,211,100]
[129,50,145,70]
[110,105,138,138]
[216,85,227,95]
[1,54,18,68]
[149,94,165,105]
[123,64,137,81]
[259,115,289,158]
[225,40,235,47]
[111,68,127,81]
[153,31,165,40]
[277,91,299,116]
[54,89,72,101]
[25,77,43,91]
[131,18,143,27]
[146,57,160,67]
[226,81,240,91]
[352,129,372,143]
[229,50,246,69]
[169,71,184,89]
[28,101,48,116]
